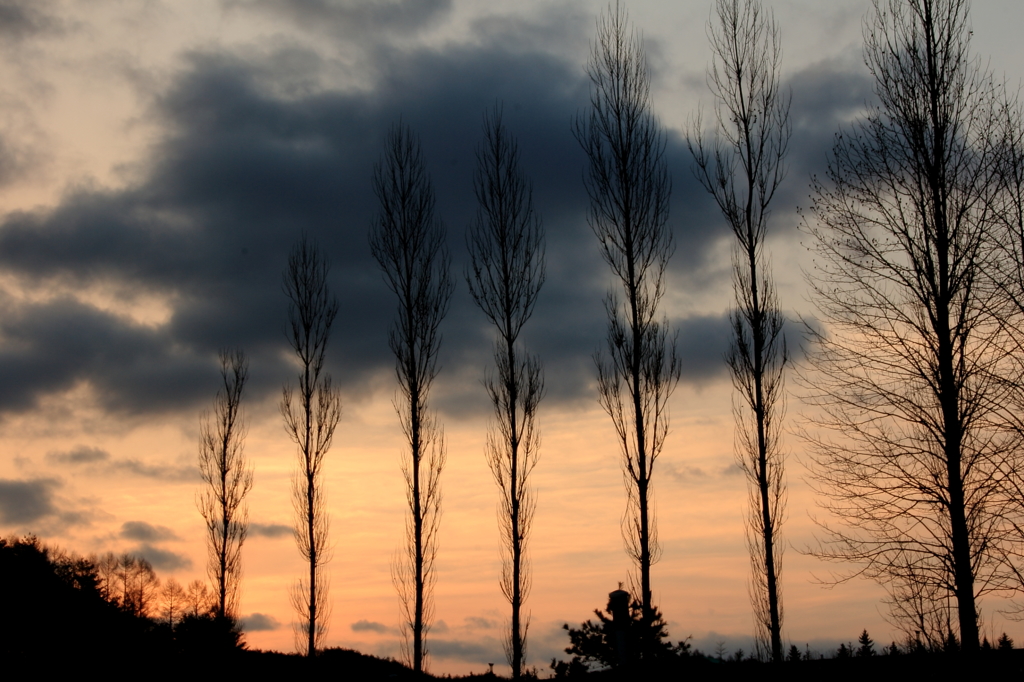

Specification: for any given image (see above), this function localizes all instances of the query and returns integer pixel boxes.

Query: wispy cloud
[248,522,292,538]
[351,619,399,635]
[119,520,180,542]
[43,444,196,482]
[46,445,109,464]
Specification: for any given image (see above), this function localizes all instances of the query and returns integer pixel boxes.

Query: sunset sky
[2,0,1024,675]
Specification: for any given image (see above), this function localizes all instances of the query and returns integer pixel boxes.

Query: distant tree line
[0,535,242,664]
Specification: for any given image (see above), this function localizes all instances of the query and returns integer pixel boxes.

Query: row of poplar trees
[192,0,1024,674]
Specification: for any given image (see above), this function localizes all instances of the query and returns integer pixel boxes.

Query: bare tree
[370,122,453,675]
[801,0,1016,654]
[160,578,186,628]
[113,553,160,618]
[688,0,790,663]
[466,105,546,679]
[185,579,214,618]
[198,348,253,622]
[282,235,342,657]
[573,1,680,653]
[93,551,119,603]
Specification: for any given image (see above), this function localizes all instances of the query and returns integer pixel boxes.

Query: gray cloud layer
[0,17,869,422]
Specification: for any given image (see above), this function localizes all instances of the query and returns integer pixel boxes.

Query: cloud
[462,616,496,630]
[721,462,743,477]
[675,313,732,383]
[248,522,292,538]
[428,636,505,663]
[107,459,197,482]
[0,477,58,524]
[119,520,180,542]
[0,0,63,41]
[666,465,709,483]
[0,22,865,421]
[46,445,110,464]
[42,445,195,482]
[228,0,452,42]
[351,619,398,635]
[0,477,89,532]
[241,612,281,631]
[664,459,746,485]
[133,543,192,571]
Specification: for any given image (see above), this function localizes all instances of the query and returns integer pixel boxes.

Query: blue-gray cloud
[0,23,864,421]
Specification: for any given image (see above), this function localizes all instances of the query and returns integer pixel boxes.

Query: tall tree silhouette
[802,0,1016,653]
[573,1,680,654]
[198,348,253,621]
[688,0,790,662]
[282,235,342,657]
[370,122,453,674]
[466,105,545,679]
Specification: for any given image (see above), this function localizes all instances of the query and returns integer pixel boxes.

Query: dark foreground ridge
[3,534,1022,680]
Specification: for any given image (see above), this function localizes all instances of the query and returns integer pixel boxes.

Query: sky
[2,0,1024,675]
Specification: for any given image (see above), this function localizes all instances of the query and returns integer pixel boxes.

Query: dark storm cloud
[775,57,877,216]
[676,313,732,382]
[248,522,292,538]
[0,294,215,415]
[133,543,192,571]
[120,520,180,542]
[0,477,58,524]
[0,26,866,420]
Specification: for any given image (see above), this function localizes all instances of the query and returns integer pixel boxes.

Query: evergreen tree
[857,630,875,657]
